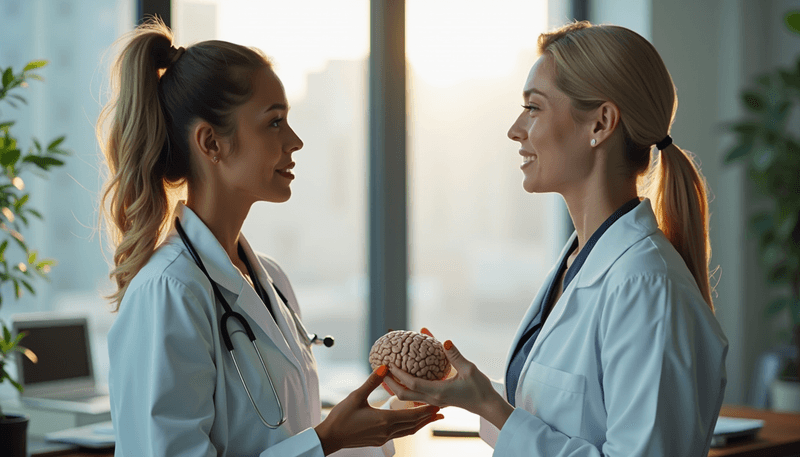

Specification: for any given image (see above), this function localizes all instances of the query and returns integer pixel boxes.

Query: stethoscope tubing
[175,218,289,428]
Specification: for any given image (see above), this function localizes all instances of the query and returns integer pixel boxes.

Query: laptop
[12,314,110,415]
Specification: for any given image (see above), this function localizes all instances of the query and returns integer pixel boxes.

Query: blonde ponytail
[98,17,271,311]
[643,144,713,310]
[98,20,176,310]
[538,21,715,311]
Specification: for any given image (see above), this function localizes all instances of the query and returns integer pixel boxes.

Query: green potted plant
[0,60,69,457]
[724,11,800,412]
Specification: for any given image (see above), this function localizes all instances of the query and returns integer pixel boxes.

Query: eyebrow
[262,103,289,114]
[523,88,549,99]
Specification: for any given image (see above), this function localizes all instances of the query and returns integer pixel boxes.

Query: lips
[519,150,536,168]
[276,162,295,179]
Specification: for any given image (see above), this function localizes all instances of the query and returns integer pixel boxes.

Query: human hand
[314,365,444,455]
[379,327,455,398]
[383,337,510,425]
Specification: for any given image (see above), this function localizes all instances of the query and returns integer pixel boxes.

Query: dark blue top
[505,198,640,407]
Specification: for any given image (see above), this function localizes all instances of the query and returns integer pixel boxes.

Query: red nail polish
[444,340,453,350]
[376,365,388,377]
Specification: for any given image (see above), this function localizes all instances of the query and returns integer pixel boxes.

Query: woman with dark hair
[384,21,728,456]
[98,18,441,456]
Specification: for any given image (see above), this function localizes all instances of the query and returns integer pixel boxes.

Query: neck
[562,174,638,254]
[186,185,252,265]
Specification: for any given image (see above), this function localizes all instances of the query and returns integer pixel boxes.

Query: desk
[709,405,800,457]
[42,404,800,457]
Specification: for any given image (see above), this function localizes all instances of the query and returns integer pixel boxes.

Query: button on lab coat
[479,199,728,456]
[108,203,393,457]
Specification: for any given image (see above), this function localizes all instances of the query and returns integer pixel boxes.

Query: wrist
[314,420,340,456]
[479,392,514,431]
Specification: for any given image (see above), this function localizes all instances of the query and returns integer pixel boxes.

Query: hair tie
[169,46,186,67]
[656,135,673,150]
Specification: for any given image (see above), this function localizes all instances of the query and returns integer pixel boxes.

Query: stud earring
[590,139,597,147]
[212,156,220,163]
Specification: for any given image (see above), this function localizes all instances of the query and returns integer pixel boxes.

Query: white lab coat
[108,202,393,457]
[479,199,728,456]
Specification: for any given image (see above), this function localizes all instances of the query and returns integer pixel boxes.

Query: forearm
[477,391,515,431]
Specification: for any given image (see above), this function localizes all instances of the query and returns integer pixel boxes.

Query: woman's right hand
[314,365,444,455]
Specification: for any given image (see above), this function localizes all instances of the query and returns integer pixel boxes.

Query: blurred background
[0,0,798,415]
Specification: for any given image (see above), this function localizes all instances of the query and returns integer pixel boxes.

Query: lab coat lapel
[528,199,660,358]
[230,283,304,376]
[172,203,303,375]
[235,236,306,378]
[503,232,578,387]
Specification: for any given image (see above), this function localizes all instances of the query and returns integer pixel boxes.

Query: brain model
[369,330,451,381]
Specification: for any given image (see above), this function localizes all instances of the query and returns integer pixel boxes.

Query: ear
[190,120,227,163]
[589,101,621,147]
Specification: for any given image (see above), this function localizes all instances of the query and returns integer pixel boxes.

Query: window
[174,0,373,401]
[407,0,562,381]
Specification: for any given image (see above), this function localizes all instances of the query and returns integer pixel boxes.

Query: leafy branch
[0,59,69,413]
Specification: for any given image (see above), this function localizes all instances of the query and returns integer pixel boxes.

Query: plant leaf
[21,280,35,295]
[2,68,12,88]
[23,60,47,72]
[8,94,27,105]
[786,11,800,35]
[0,148,21,167]
[765,297,790,316]
[47,136,65,150]
[725,139,754,163]
[21,155,64,170]
[742,91,767,112]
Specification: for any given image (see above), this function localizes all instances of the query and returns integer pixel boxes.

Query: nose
[508,112,527,142]
[286,124,303,153]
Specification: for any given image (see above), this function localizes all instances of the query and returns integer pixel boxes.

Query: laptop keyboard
[45,390,106,401]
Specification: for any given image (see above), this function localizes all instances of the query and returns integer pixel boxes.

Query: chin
[265,189,292,203]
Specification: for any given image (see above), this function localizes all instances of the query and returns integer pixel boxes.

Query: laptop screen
[14,318,92,386]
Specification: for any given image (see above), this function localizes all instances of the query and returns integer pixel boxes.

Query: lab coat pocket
[518,361,586,437]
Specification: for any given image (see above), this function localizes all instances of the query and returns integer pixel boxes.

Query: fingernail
[421,327,429,334]
[433,414,444,420]
[444,340,453,350]
[376,365,388,377]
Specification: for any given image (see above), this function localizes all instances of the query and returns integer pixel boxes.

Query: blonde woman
[385,21,728,456]
[98,19,442,457]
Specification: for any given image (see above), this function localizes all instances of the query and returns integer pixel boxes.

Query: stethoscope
[175,218,334,429]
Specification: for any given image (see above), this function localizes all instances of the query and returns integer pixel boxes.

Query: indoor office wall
[0,0,133,400]
[593,0,800,405]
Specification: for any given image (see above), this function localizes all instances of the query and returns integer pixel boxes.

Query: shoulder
[605,230,697,293]
[118,237,215,317]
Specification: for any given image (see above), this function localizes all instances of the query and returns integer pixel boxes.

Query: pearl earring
[590,139,597,147]
[212,156,220,163]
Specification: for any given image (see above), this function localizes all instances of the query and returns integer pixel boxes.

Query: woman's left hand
[383,335,514,429]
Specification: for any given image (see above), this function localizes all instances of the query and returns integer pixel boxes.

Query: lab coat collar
[171,202,306,377]
[171,202,245,296]
[572,198,659,289]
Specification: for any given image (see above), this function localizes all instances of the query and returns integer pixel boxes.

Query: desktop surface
[36,404,800,457]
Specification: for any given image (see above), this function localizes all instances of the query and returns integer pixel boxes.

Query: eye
[521,104,539,114]
[269,117,285,128]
